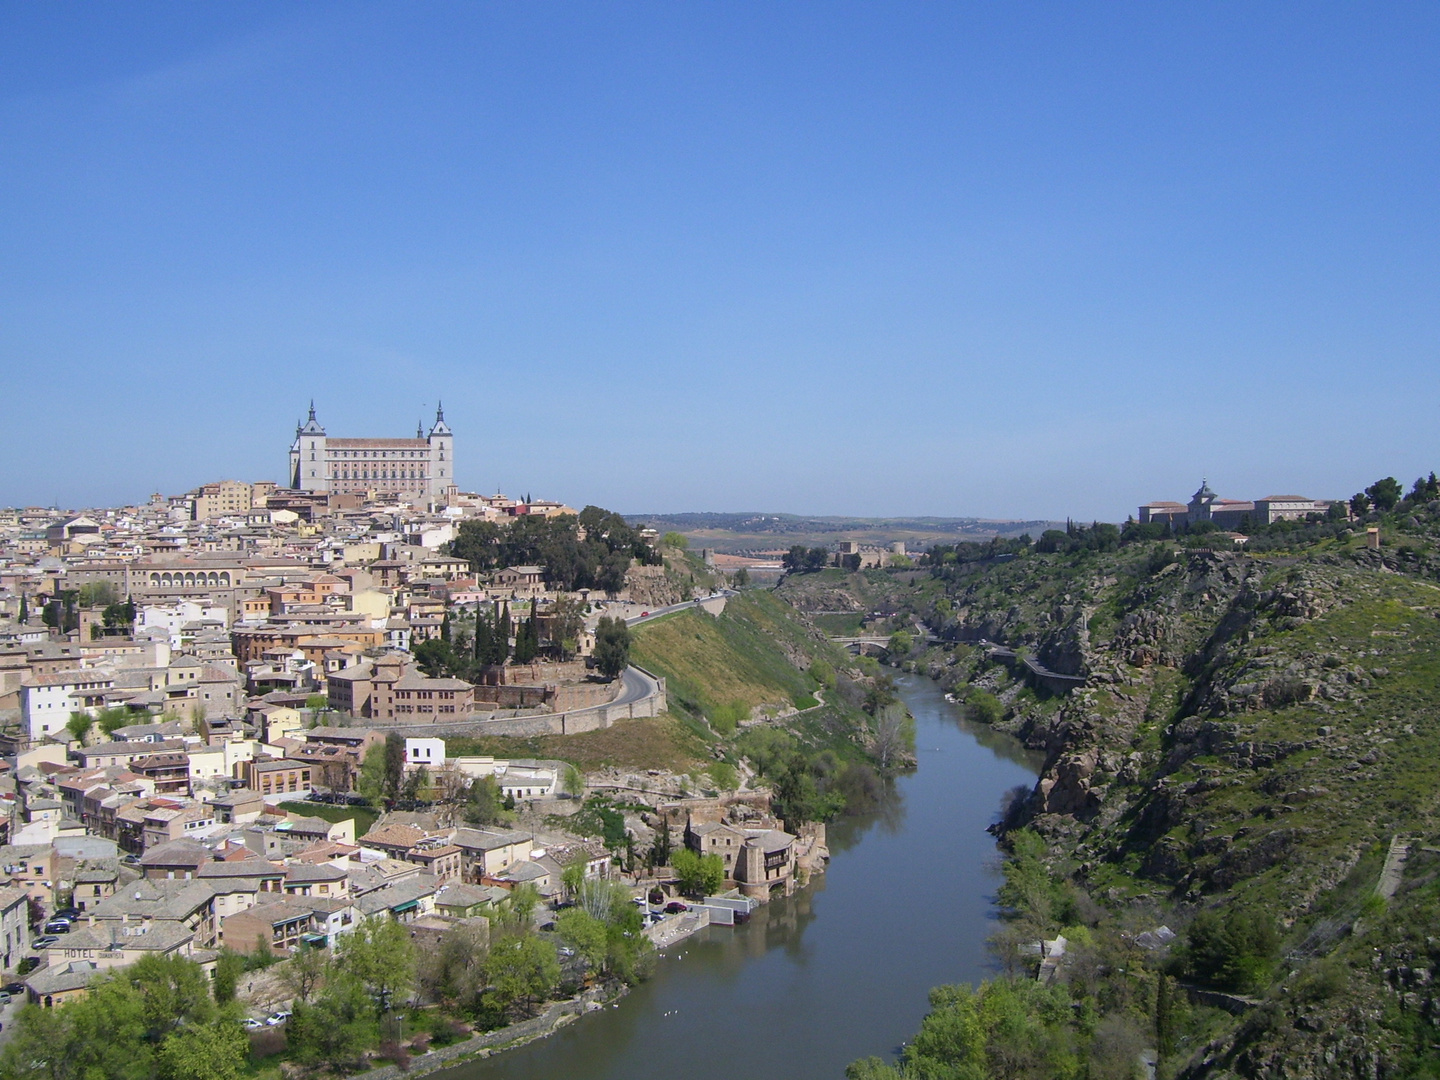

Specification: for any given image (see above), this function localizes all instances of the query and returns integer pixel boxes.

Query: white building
[404,738,445,771]
[289,403,455,502]
[22,670,116,739]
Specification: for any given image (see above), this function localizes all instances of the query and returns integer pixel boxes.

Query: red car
[664,901,688,914]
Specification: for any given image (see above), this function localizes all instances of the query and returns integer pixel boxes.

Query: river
[444,673,1042,1080]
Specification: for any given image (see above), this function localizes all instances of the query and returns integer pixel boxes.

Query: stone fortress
[289,402,455,503]
[1139,480,1336,531]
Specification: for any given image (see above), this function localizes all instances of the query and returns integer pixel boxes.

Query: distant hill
[625,512,1062,553]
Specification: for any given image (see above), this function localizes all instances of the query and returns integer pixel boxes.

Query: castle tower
[290,401,329,491]
[427,402,454,501]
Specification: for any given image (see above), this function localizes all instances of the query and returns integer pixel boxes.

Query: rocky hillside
[803,502,1440,1078]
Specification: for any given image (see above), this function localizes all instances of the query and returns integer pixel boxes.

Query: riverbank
[350,987,628,1080]
[436,673,1040,1080]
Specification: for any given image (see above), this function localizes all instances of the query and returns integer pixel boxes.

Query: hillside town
[0,408,828,1031]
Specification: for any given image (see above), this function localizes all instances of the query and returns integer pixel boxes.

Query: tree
[433,764,471,826]
[871,704,915,771]
[277,943,328,1004]
[649,816,672,867]
[513,602,539,665]
[483,935,559,1019]
[771,753,845,829]
[887,630,913,657]
[357,744,387,804]
[560,763,584,799]
[382,732,406,801]
[661,531,688,549]
[413,637,455,677]
[17,594,27,624]
[211,950,245,1004]
[1350,491,1371,516]
[464,774,513,826]
[335,915,416,1010]
[547,595,586,659]
[0,977,154,1080]
[672,848,724,897]
[496,602,512,664]
[593,617,630,681]
[1155,972,1176,1059]
[1366,476,1403,512]
[126,953,215,1040]
[156,1021,248,1080]
[286,975,377,1072]
[65,711,94,746]
[967,689,1004,725]
[417,921,488,1008]
[97,706,131,736]
[1183,906,1278,992]
[556,909,608,973]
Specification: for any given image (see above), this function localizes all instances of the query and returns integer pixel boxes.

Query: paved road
[612,666,658,707]
[623,590,734,627]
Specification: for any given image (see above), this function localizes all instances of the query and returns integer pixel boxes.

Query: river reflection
[444,673,1041,1080]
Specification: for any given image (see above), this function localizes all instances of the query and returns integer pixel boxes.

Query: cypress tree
[441,613,451,644]
[18,595,26,624]
[474,609,494,677]
[497,602,512,663]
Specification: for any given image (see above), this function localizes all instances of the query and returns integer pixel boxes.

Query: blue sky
[2,3,1437,520]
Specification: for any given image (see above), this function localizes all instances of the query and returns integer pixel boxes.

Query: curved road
[612,665,659,707]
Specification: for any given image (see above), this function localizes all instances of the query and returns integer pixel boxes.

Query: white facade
[289,403,455,501]
[139,601,229,647]
[22,673,116,739]
[404,738,445,770]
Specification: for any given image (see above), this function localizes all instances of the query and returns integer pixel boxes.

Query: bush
[967,689,1004,725]
[1182,907,1279,992]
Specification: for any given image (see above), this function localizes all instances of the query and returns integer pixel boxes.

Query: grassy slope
[630,590,846,723]
[277,800,379,837]
[446,717,708,774]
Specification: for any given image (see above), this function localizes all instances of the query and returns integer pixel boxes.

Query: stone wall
[370,667,667,740]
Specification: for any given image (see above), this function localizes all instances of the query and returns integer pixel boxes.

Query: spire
[417,419,424,438]
[299,402,325,436]
[436,400,444,422]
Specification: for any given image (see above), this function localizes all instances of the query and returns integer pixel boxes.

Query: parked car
[30,936,58,950]
[3,982,24,996]
[664,901,688,914]
[43,919,72,935]
[265,1010,291,1026]
[0,991,12,1006]
[242,1018,265,1030]
[51,908,80,921]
